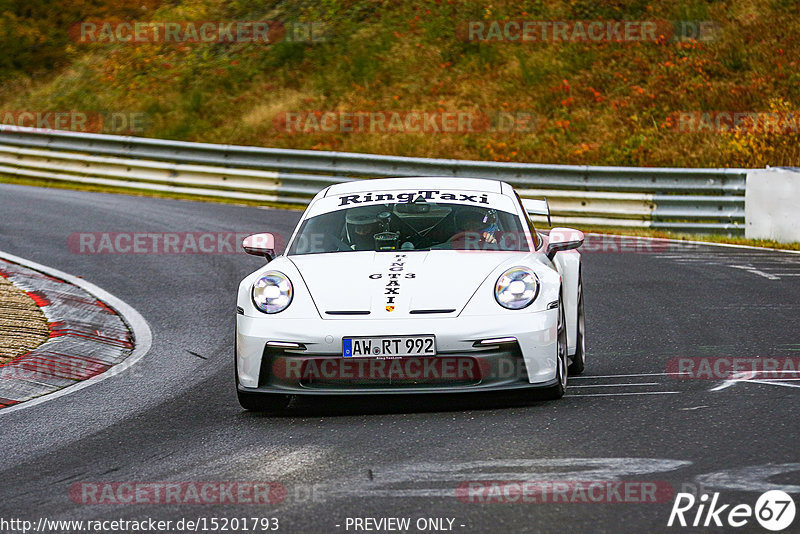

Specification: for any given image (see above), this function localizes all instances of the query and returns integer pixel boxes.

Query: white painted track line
[568,391,680,397]
[569,383,660,388]
[571,372,688,379]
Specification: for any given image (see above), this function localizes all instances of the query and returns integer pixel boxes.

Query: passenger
[448,207,498,249]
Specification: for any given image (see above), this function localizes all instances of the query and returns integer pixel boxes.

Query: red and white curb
[0,251,151,414]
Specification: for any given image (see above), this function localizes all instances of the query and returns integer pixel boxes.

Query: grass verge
[0,274,50,365]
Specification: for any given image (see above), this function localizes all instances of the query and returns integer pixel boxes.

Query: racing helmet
[345,208,381,249]
[455,206,494,232]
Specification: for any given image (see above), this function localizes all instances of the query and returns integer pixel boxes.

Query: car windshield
[287,201,531,255]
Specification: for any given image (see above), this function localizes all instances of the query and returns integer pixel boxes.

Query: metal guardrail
[0,125,748,233]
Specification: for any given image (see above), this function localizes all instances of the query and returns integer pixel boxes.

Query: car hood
[289,251,527,318]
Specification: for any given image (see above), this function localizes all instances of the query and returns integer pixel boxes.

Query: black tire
[568,270,586,375]
[237,389,291,412]
[540,296,568,400]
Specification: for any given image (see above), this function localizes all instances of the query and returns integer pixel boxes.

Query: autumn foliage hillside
[2,0,799,167]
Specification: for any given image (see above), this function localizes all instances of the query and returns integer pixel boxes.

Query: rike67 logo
[668,490,796,531]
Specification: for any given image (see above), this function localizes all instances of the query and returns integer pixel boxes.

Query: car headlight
[495,267,539,310]
[252,271,293,314]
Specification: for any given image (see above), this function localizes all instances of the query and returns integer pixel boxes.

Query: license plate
[343,335,436,358]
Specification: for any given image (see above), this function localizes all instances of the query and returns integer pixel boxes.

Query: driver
[345,208,381,250]
[451,206,497,247]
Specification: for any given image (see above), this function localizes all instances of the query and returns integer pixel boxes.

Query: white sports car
[236,177,585,411]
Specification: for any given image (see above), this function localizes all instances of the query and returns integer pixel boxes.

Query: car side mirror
[242,233,276,261]
[546,227,584,260]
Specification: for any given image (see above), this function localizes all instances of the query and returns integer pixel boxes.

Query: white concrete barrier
[745,168,800,243]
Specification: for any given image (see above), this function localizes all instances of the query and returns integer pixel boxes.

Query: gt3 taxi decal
[368,254,417,312]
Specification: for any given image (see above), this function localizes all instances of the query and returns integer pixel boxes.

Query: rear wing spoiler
[521,198,551,226]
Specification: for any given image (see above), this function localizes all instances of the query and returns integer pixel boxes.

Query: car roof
[324,177,507,197]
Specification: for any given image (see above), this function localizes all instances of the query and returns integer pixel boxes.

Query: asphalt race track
[0,183,798,534]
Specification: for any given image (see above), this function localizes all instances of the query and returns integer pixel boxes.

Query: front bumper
[236,309,559,395]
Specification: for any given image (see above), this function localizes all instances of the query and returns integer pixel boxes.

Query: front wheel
[540,296,568,400]
[568,270,586,375]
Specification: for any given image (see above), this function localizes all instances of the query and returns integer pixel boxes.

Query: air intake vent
[409,309,456,315]
[325,310,371,315]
